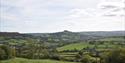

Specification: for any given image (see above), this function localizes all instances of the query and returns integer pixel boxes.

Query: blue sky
[0,0,125,33]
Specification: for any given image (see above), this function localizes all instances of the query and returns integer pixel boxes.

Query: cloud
[97,0,125,17]
[66,0,125,19]
[67,8,94,18]
[0,0,124,32]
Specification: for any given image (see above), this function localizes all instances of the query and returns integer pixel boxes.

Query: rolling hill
[26,30,125,42]
[0,30,124,43]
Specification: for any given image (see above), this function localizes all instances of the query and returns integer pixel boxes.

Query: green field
[0,58,78,63]
[0,32,124,63]
[57,42,93,51]
[57,42,122,51]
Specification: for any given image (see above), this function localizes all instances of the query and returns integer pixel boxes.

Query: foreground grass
[0,58,78,63]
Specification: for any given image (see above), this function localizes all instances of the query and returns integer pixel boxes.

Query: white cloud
[97,0,125,17]
[67,8,94,18]
[0,0,124,33]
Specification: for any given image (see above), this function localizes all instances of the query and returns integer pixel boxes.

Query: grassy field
[1,37,124,63]
[57,42,122,51]
[57,42,93,51]
[0,58,78,63]
[57,37,125,51]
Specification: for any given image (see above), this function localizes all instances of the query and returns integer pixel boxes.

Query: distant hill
[27,30,85,42]
[0,32,20,36]
[27,30,125,37]
[0,31,124,42]
[0,32,32,38]
[26,30,125,42]
[79,31,125,37]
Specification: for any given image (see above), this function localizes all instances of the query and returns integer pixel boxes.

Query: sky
[0,0,125,33]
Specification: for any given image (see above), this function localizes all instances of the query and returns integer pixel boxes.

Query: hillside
[0,31,124,44]
[57,36,125,51]
[0,32,33,38]
[79,31,125,37]
[26,30,125,42]
[0,31,125,63]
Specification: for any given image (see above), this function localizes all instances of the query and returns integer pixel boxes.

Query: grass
[0,58,78,63]
[57,42,93,51]
[57,42,121,51]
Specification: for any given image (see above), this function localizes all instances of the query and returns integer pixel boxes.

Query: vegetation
[0,31,125,63]
[0,45,14,60]
[101,48,125,63]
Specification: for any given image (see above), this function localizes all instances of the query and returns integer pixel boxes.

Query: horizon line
[0,30,125,33]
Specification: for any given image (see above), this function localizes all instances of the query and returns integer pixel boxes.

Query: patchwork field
[0,32,125,63]
[57,42,92,51]
[57,42,117,51]
[57,37,125,51]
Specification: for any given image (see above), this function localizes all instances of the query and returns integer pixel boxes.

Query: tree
[0,45,13,60]
[101,48,125,63]
[81,55,96,63]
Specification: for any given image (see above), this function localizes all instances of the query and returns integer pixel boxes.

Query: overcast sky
[0,0,125,33]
